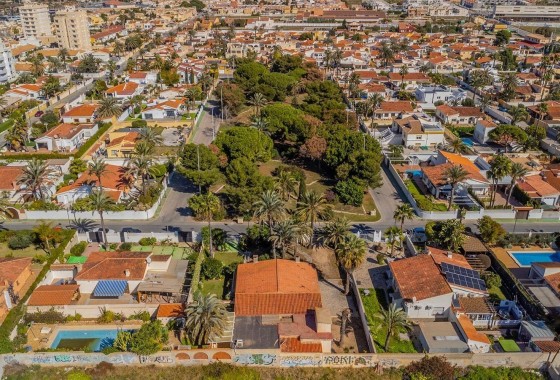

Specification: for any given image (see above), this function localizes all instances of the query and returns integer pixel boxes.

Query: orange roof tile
[40,123,95,140]
[56,164,128,194]
[75,251,149,281]
[0,257,31,284]
[62,104,99,118]
[0,167,24,191]
[440,151,488,183]
[27,284,79,306]
[106,82,139,96]
[458,315,490,344]
[389,255,452,301]
[280,337,322,353]
[234,259,322,316]
[157,303,184,318]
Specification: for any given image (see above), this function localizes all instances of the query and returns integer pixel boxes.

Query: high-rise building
[54,9,92,51]
[19,2,52,39]
[0,41,16,83]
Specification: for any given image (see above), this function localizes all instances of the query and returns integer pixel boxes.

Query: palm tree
[375,304,411,352]
[366,93,383,128]
[33,221,56,252]
[58,47,69,64]
[16,158,56,201]
[139,127,163,146]
[88,157,107,190]
[86,190,115,248]
[251,117,268,134]
[385,226,403,257]
[269,219,296,259]
[393,204,414,232]
[184,292,227,347]
[125,154,155,196]
[130,94,145,115]
[442,165,469,211]
[399,65,409,89]
[96,97,122,119]
[488,155,511,208]
[248,92,266,117]
[321,217,350,250]
[275,170,297,201]
[537,102,549,123]
[448,139,468,154]
[296,191,326,245]
[189,193,221,257]
[469,69,492,102]
[380,42,394,68]
[336,235,366,295]
[69,218,98,232]
[509,105,528,126]
[292,218,312,257]
[507,162,528,206]
[253,190,285,256]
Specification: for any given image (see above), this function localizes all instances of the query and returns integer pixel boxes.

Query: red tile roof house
[34,123,98,152]
[0,258,33,319]
[516,174,560,207]
[388,72,431,90]
[141,99,186,120]
[0,166,26,202]
[421,151,490,199]
[373,101,416,124]
[61,104,100,124]
[105,82,141,99]
[4,84,43,100]
[55,164,130,205]
[436,105,485,125]
[127,71,157,85]
[233,259,333,353]
[388,248,488,320]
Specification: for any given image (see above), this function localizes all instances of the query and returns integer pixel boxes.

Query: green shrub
[97,307,116,323]
[24,308,66,324]
[109,243,118,250]
[131,120,147,128]
[25,200,63,211]
[70,241,87,256]
[118,242,132,251]
[128,311,151,322]
[8,234,33,250]
[32,254,48,264]
[201,257,223,280]
[139,237,157,246]
[377,253,386,265]
[335,179,365,206]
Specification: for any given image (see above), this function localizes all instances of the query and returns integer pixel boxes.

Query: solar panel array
[440,262,487,291]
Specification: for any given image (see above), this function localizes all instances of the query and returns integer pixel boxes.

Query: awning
[93,280,127,297]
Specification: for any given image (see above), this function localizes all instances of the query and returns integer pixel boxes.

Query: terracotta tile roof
[543,170,560,192]
[92,25,125,40]
[458,315,490,344]
[106,82,139,96]
[388,72,430,82]
[56,164,128,195]
[377,101,414,113]
[107,132,139,149]
[544,272,560,295]
[440,151,488,183]
[457,296,494,314]
[461,235,488,253]
[62,104,99,118]
[144,99,184,112]
[234,259,322,316]
[27,284,79,306]
[533,340,560,352]
[422,162,453,187]
[389,254,452,301]
[519,175,560,197]
[437,105,484,118]
[156,303,184,318]
[428,247,472,269]
[0,167,24,191]
[0,257,32,285]
[75,251,149,281]
[128,71,148,79]
[280,337,322,353]
[478,119,497,129]
[39,123,95,140]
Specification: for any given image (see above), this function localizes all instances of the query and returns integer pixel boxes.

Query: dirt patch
[299,246,341,280]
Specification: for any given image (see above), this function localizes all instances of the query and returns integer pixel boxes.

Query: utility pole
[220,84,224,121]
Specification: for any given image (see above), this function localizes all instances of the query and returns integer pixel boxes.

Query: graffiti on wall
[322,355,375,367]
[233,353,276,365]
[280,355,322,367]
[1,353,139,367]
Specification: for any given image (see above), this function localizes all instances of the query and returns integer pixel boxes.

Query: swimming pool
[406,170,422,177]
[51,329,134,352]
[461,137,474,147]
[509,251,560,267]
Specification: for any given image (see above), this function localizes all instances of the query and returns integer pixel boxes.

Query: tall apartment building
[54,10,92,50]
[19,2,52,39]
[0,41,16,83]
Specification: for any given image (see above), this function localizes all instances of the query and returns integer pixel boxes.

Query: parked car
[34,111,44,117]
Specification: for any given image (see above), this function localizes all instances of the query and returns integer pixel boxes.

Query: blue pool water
[510,251,560,267]
[406,170,422,177]
[51,329,134,351]
[461,137,474,147]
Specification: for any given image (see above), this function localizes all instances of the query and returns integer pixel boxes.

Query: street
[190,99,222,145]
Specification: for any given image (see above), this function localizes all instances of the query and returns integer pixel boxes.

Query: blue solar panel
[440,262,486,291]
[93,280,127,297]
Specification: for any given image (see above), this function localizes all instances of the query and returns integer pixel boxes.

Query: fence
[0,350,554,371]
[350,275,376,353]
[76,231,182,244]
[21,178,168,221]
[27,304,159,319]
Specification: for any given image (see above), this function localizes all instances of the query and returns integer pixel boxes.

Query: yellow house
[106,131,139,158]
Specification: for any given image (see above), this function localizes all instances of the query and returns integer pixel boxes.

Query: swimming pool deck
[492,246,555,269]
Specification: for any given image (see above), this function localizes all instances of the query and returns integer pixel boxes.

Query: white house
[106,82,141,99]
[436,105,485,125]
[414,86,468,109]
[61,104,99,124]
[141,99,185,120]
[35,123,98,152]
[127,71,157,85]
[388,72,431,90]
[5,84,43,100]
[473,119,498,144]
[393,115,445,148]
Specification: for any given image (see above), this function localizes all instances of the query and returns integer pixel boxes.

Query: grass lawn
[0,119,14,133]
[499,339,521,352]
[405,179,448,212]
[488,284,507,302]
[0,243,44,258]
[214,250,243,266]
[361,288,416,353]
[200,278,225,298]
[153,146,180,156]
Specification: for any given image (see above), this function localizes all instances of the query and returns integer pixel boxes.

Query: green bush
[66,313,82,322]
[8,234,33,250]
[201,257,223,280]
[24,308,66,324]
[118,242,132,251]
[32,254,48,264]
[139,237,157,246]
[128,311,151,322]
[377,253,386,265]
[25,200,63,211]
[335,179,365,206]
[70,241,87,256]
[131,120,147,128]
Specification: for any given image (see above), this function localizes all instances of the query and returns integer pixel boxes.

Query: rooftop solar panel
[440,262,486,291]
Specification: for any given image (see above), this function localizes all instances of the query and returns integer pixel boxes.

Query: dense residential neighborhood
[0,0,559,378]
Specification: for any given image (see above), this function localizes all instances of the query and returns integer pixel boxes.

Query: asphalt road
[191,99,223,145]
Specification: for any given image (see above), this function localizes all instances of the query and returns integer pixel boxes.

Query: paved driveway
[369,164,406,224]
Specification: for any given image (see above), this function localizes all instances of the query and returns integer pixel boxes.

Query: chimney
[447,251,453,259]
[124,269,130,277]
[252,255,258,263]
[295,256,300,263]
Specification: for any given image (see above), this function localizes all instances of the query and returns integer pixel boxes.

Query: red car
[34,111,44,117]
